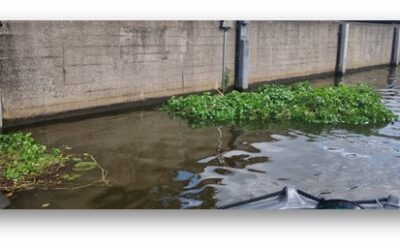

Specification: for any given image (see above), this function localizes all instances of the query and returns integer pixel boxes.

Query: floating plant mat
[162,82,397,126]
[0,132,111,195]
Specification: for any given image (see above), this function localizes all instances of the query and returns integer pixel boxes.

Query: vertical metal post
[391,26,400,66]
[235,21,249,91]
[335,23,349,76]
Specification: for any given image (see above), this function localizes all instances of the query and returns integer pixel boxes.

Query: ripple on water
[8,66,400,209]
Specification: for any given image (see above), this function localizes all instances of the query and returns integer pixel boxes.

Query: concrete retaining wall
[0,21,236,123]
[347,22,394,69]
[0,21,397,126]
[248,21,339,83]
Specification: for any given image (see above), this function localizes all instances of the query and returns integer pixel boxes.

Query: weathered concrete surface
[347,22,393,70]
[0,21,236,122]
[248,21,339,83]
[0,21,397,124]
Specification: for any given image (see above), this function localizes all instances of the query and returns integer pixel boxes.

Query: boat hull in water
[217,186,400,209]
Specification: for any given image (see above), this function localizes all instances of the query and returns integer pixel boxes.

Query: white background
[1,0,400,249]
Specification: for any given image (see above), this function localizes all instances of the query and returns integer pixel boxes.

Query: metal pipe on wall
[234,20,249,91]
[335,22,349,76]
[391,26,400,66]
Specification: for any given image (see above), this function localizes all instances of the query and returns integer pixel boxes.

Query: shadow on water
[6,66,400,209]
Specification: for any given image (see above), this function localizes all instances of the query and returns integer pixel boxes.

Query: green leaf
[73,161,97,171]
[61,173,82,181]
[161,81,397,126]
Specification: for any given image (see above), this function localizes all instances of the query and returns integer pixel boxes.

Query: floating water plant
[0,132,69,182]
[0,132,111,193]
[162,82,397,126]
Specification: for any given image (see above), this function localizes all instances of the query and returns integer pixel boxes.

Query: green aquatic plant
[73,161,98,171]
[0,132,70,181]
[162,82,397,126]
[0,132,111,193]
[61,173,81,181]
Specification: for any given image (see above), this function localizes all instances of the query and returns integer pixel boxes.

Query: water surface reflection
[8,66,400,208]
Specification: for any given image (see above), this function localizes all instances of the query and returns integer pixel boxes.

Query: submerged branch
[0,133,112,195]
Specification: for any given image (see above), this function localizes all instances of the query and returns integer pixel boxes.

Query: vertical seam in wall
[0,22,2,129]
[62,40,66,84]
[181,41,186,91]
[181,62,185,91]
[0,89,3,130]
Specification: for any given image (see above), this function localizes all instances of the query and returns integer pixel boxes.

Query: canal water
[8,66,400,208]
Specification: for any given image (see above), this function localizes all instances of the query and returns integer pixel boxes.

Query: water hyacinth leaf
[73,161,97,171]
[0,132,70,181]
[61,173,82,181]
[162,82,397,126]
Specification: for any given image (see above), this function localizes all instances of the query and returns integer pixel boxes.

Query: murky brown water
[7,66,400,208]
